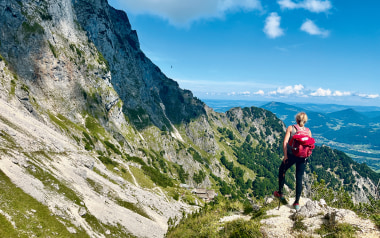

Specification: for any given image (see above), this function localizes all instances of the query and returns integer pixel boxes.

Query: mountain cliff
[0,0,378,237]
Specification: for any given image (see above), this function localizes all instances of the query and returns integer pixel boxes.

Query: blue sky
[108,0,380,106]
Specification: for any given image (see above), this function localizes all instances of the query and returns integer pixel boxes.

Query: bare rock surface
[260,197,380,238]
[0,98,194,238]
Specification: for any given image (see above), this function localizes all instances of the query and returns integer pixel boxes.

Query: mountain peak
[328,108,368,124]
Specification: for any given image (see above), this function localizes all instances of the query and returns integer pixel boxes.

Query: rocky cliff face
[72,0,206,131]
[0,0,378,237]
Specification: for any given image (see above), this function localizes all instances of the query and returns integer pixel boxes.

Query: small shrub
[84,142,92,151]
[316,223,357,238]
[82,131,94,145]
[22,21,44,35]
[173,193,180,201]
[221,219,262,238]
[98,155,118,167]
[10,79,16,96]
[371,214,380,228]
[292,215,307,232]
[48,41,58,58]
[114,198,151,220]
[243,202,254,215]
[125,155,146,166]
[21,84,29,93]
[104,140,122,155]
[142,165,173,188]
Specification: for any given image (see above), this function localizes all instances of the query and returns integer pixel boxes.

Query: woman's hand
[283,154,288,163]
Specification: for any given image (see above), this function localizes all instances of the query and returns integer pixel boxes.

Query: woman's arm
[283,126,292,162]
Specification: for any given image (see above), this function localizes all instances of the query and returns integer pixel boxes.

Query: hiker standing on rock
[274,112,314,211]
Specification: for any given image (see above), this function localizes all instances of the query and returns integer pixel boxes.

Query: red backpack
[288,125,315,158]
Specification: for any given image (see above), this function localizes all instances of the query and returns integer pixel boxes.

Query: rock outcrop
[261,197,380,238]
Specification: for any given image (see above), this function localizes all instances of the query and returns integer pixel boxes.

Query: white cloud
[302,0,332,13]
[253,90,265,96]
[278,0,332,13]
[275,84,305,95]
[300,19,330,37]
[239,91,251,95]
[310,88,332,96]
[277,0,298,9]
[113,0,262,26]
[268,90,277,95]
[311,89,352,97]
[358,93,380,99]
[333,91,352,97]
[263,12,284,39]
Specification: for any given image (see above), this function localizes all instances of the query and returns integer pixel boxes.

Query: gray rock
[83,159,94,170]
[78,207,87,217]
[67,227,77,234]
[265,197,274,205]
[291,200,324,220]
[252,204,261,212]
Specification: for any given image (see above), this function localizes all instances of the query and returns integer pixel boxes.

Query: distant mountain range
[204,100,380,172]
[203,99,380,117]
[261,102,380,171]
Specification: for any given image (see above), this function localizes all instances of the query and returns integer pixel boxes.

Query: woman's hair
[295,112,308,127]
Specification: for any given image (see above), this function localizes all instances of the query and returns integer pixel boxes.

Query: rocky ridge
[261,197,380,238]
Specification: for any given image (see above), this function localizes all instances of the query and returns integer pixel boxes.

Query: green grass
[0,213,21,238]
[129,166,155,189]
[141,165,174,188]
[0,52,8,66]
[166,198,264,238]
[48,113,70,133]
[119,167,135,184]
[82,212,135,238]
[26,162,83,205]
[0,169,88,237]
[85,115,107,137]
[0,130,16,147]
[97,51,110,71]
[98,155,118,167]
[56,114,86,132]
[114,198,151,220]
[167,197,280,237]
[315,223,357,238]
[221,219,262,238]
[86,178,103,194]
[104,140,122,155]
[10,79,16,96]
[292,215,307,232]
[22,21,44,35]
[48,41,58,58]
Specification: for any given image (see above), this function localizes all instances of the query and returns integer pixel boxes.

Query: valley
[204,99,380,172]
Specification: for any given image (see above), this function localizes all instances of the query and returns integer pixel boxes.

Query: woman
[274,112,312,210]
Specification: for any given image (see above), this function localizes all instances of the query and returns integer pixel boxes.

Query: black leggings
[278,152,307,203]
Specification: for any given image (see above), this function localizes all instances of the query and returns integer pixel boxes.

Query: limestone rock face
[72,0,206,131]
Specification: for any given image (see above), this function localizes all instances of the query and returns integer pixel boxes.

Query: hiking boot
[293,202,300,211]
[273,191,288,205]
